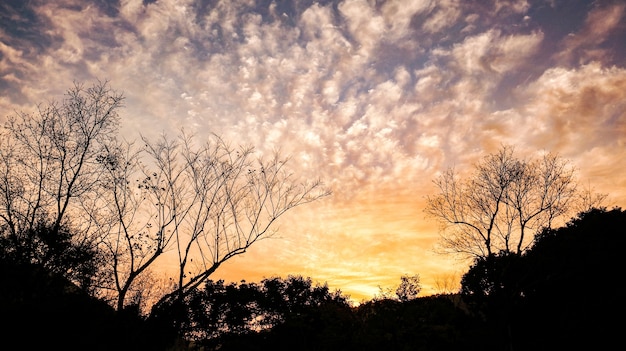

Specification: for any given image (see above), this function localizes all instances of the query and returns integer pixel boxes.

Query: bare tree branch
[426,145,597,260]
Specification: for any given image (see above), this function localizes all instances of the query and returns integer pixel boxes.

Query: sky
[1,0,625,302]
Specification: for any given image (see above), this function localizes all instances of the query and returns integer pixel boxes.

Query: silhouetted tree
[176,275,351,349]
[460,207,625,350]
[516,207,625,349]
[0,235,175,350]
[395,274,421,302]
[94,131,330,313]
[353,295,484,351]
[0,81,122,290]
[460,253,526,350]
[433,272,461,295]
[0,220,102,293]
[0,81,330,316]
[425,145,603,260]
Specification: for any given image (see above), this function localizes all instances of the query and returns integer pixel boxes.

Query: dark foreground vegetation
[0,82,621,349]
[2,207,624,350]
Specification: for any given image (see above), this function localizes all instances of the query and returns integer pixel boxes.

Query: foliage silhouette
[395,273,421,301]
[0,219,102,293]
[460,207,626,350]
[153,274,492,351]
[0,255,177,350]
[162,275,351,349]
[4,207,622,350]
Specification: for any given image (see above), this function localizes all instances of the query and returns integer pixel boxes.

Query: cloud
[422,0,462,34]
[494,0,530,15]
[554,2,626,65]
[515,63,626,153]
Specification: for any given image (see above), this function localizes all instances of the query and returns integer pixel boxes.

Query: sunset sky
[1,0,625,302]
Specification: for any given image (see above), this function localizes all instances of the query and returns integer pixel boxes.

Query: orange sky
[1,0,625,302]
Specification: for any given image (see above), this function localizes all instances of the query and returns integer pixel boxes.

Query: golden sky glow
[1,0,625,302]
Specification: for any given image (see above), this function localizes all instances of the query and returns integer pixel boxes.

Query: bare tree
[433,273,460,295]
[1,81,330,315]
[95,131,331,312]
[0,81,122,283]
[425,145,599,260]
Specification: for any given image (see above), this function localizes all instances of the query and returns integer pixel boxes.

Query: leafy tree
[178,275,350,348]
[459,253,525,350]
[353,296,483,351]
[0,220,102,293]
[460,207,626,350]
[0,254,177,351]
[395,274,421,302]
[425,145,603,260]
[516,207,625,349]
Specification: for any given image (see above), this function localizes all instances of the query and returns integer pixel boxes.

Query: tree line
[1,81,622,350]
[3,207,622,350]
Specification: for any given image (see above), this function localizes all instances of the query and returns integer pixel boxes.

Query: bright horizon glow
[1,0,625,303]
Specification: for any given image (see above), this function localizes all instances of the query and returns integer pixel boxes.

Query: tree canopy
[459,207,625,350]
